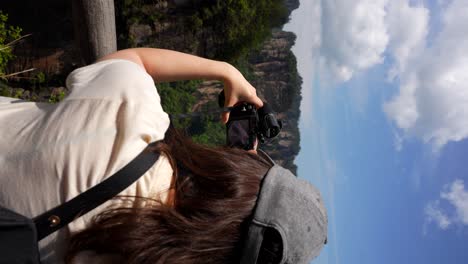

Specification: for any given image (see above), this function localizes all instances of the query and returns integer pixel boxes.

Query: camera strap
[33,143,160,241]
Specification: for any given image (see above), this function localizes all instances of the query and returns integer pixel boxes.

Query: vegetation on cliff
[0,11,22,77]
[184,0,290,60]
[116,0,290,60]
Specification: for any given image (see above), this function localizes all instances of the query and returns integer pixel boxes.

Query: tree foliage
[190,116,225,146]
[190,0,290,60]
[158,80,226,146]
[158,80,199,129]
[0,10,22,76]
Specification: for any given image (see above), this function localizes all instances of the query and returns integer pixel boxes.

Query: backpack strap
[33,144,160,241]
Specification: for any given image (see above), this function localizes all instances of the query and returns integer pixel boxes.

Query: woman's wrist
[217,61,237,82]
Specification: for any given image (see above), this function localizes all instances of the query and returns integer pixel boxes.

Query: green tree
[191,117,225,146]
[189,0,290,60]
[0,10,22,77]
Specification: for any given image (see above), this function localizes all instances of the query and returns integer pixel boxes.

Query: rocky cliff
[191,6,302,173]
[248,29,302,174]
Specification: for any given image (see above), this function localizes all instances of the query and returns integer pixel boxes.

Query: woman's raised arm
[98,48,263,123]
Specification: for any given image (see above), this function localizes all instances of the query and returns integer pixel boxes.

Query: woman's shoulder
[67,59,146,81]
[64,59,163,107]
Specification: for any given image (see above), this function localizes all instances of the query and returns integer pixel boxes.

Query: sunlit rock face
[247,30,301,174]
[190,3,303,174]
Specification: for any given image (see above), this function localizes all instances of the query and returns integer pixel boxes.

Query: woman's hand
[221,64,264,124]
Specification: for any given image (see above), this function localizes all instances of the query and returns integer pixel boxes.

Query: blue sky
[284,0,468,263]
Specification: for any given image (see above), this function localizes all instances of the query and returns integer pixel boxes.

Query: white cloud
[424,200,451,230]
[384,76,420,130]
[385,0,429,80]
[425,179,468,232]
[441,179,468,225]
[319,0,389,82]
[384,0,468,151]
[393,130,404,152]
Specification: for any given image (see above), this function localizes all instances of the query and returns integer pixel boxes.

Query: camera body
[219,92,283,150]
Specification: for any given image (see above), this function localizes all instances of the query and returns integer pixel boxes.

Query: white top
[0,59,173,263]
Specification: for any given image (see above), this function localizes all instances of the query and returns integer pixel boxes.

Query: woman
[0,48,327,264]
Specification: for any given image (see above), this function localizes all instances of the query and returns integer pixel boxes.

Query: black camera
[218,91,283,150]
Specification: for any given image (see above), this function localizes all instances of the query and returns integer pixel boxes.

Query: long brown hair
[65,127,271,264]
